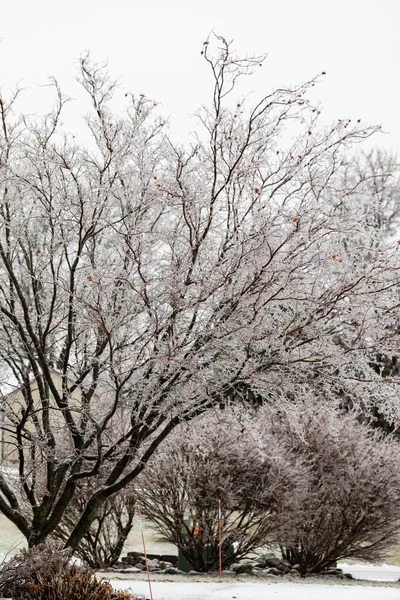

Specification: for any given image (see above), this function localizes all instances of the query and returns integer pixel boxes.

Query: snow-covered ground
[110,579,400,600]
[108,564,400,600]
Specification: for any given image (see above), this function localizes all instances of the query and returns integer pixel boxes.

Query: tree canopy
[0,36,398,548]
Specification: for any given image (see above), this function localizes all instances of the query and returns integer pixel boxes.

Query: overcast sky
[1,0,399,153]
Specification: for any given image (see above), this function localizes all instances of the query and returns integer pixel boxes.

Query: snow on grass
[109,579,400,600]
[339,562,400,582]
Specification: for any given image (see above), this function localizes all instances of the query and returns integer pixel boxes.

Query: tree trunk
[64,493,104,551]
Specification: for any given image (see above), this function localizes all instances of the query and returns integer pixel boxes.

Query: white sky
[0,0,399,153]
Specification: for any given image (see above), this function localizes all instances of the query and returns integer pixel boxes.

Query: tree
[343,149,400,240]
[268,407,400,575]
[338,149,400,433]
[0,35,398,549]
[135,410,302,571]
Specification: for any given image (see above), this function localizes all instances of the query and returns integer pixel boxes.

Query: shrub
[25,566,134,600]
[54,481,136,568]
[0,541,72,599]
[135,410,304,571]
[0,541,137,600]
[268,407,400,575]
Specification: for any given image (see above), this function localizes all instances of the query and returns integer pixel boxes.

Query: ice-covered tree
[0,35,398,548]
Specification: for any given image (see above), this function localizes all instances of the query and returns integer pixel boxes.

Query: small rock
[262,552,279,560]
[222,570,235,575]
[147,559,160,570]
[289,569,300,576]
[344,573,353,580]
[186,570,201,575]
[264,557,283,568]
[231,564,253,574]
[237,565,253,575]
[164,567,185,575]
[135,556,146,565]
[266,567,282,576]
[134,562,146,571]
[325,568,341,575]
[121,567,143,573]
[239,559,254,564]
[277,562,291,574]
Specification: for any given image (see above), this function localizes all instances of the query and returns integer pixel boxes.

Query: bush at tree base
[134,410,306,572]
[133,406,400,575]
[0,541,136,600]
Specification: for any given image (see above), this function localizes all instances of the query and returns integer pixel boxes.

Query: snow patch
[109,579,400,600]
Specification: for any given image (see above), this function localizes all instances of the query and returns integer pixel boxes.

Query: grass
[385,546,400,566]
[341,544,400,567]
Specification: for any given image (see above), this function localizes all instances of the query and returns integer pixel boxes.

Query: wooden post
[137,505,154,600]
[218,498,222,579]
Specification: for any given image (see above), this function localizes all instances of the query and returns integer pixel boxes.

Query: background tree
[344,149,400,239]
[339,149,400,433]
[0,35,398,550]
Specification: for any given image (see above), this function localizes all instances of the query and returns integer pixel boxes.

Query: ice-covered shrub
[268,407,400,575]
[135,410,304,571]
[0,541,137,600]
[53,480,136,568]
